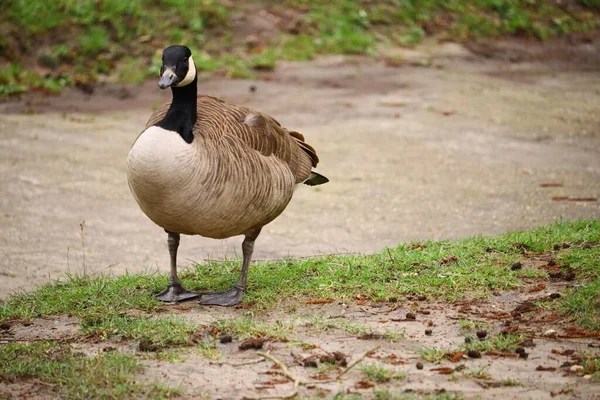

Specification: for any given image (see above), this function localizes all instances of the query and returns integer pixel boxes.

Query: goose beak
[158,69,178,89]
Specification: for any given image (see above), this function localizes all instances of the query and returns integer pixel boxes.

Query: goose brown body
[127,95,320,239]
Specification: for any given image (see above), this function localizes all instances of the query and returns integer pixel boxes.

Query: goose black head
[158,45,196,89]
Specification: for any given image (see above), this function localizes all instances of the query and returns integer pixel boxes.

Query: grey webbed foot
[155,283,199,302]
[199,287,244,307]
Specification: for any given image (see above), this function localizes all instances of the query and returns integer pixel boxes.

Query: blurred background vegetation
[1,0,599,97]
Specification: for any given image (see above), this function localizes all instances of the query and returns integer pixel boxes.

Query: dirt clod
[553,244,561,250]
[219,334,233,344]
[406,312,416,320]
[302,356,318,368]
[425,329,433,336]
[476,330,488,339]
[417,295,427,301]
[416,362,424,370]
[549,293,561,299]
[467,350,482,359]
[138,340,159,352]
[239,338,264,350]
[319,351,347,367]
[510,261,522,270]
[515,347,525,354]
[0,322,11,330]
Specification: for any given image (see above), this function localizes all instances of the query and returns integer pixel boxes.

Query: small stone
[467,350,481,358]
[219,334,233,344]
[239,338,264,350]
[425,329,433,336]
[510,262,522,271]
[553,244,561,251]
[570,365,584,372]
[543,329,557,338]
[515,347,525,354]
[416,362,423,370]
[583,374,592,379]
[476,330,487,339]
[406,312,416,320]
[549,293,561,299]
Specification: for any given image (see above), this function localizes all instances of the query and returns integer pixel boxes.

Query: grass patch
[500,378,522,387]
[462,367,492,380]
[361,364,406,383]
[2,0,599,95]
[0,342,179,399]
[0,220,598,338]
[462,334,523,353]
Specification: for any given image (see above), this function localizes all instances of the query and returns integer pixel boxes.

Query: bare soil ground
[1,35,600,399]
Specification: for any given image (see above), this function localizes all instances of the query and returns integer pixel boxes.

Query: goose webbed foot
[155,283,200,303]
[199,287,244,307]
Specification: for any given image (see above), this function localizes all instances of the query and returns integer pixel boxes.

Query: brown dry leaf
[560,327,600,339]
[430,367,454,374]
[262,379,290,385]
[536,366,557,372]
[528,283,546,293]
[446,352,464,363]
[355,381,375,389]
[540,183,562,187]
[501,325,520,335]
[439,256,458,265]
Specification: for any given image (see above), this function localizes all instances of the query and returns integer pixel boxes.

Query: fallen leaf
[355,381,375,389]
[446,352,464,363]
[540,183,562,187]
[430,367,454,374]
[528,283,546,293]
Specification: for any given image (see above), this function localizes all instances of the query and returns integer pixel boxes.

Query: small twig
[80,220,86,276]
[224,358,266,367]
[243,352,299,400]
[336,346,379,379]
[386,248,396,264]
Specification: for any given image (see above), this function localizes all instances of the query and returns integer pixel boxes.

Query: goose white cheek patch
[175,56,196,87]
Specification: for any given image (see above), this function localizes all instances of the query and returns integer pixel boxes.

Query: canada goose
[127,45,328,306]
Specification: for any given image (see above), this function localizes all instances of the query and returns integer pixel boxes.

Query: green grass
[0,342,180,399]
[1,221,598,333]
[1,0,599,95]
[361,364,406,383]
[0,219,597,358]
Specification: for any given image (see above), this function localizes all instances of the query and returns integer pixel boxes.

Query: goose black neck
[156,76,197,144]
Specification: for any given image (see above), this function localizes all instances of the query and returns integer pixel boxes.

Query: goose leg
[199,228,262,306]
[155,232,199,302]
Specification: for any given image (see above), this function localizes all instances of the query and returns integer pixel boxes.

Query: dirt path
[1,38,599,298]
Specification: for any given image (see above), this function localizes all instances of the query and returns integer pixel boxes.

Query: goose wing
[146,95,320,184]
